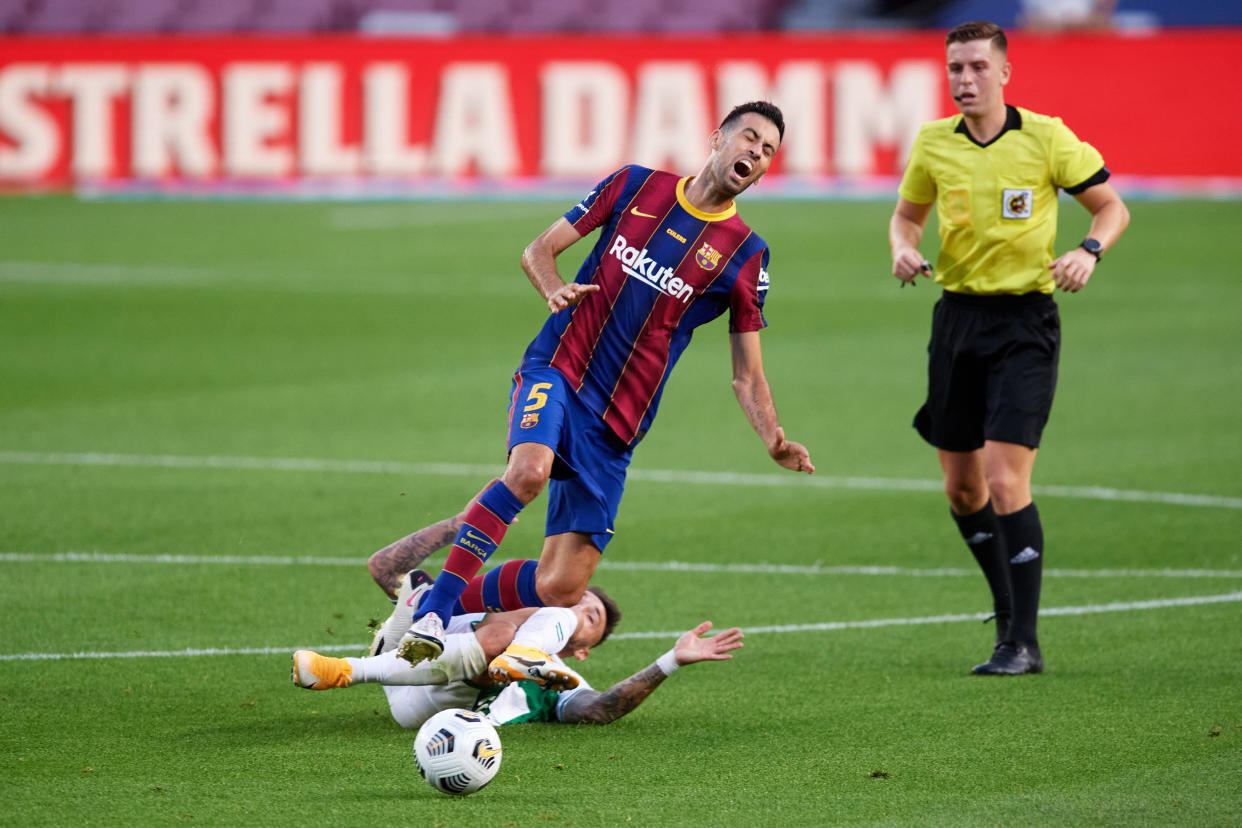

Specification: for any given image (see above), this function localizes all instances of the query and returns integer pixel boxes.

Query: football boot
[397,612,446,665]
[488,644,583,691]
[369,569,433,657]
[971,641,1043,675]
[292,650,353,690]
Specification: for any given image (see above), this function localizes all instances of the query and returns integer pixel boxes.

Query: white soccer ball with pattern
[413,708,502,796]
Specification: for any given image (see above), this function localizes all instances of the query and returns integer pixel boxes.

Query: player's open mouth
[733,158,754,178]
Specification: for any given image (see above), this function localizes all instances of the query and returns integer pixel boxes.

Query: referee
[888,20,1130,675]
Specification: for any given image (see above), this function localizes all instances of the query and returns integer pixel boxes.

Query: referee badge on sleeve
[1002,189,1033,219]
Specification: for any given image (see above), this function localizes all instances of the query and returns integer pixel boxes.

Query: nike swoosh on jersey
[630,207,658,218]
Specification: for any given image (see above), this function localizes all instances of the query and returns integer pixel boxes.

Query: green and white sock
[346,633,487,686]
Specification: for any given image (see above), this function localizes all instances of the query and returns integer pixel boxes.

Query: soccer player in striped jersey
[397,101,813,669]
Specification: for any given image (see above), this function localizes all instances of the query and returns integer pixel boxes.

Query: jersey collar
[955,104,1023,148]
[676,176,737,222]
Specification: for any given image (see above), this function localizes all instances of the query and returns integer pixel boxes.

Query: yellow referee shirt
[899,105,1107,295]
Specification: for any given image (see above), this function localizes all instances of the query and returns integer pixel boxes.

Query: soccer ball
[413,708,503,796]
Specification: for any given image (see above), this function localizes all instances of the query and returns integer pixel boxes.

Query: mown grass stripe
[2,450,1240,509]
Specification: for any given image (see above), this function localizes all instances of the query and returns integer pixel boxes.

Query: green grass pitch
[1,194,1240,826]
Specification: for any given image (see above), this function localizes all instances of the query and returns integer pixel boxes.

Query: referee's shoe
[972,641,1043,675]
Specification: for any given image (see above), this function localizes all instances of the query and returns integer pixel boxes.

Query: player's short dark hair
[719,101,784,143]
[586,585,622,646]
[946,20,1008,55]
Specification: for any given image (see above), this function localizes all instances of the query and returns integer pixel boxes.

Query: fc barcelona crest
[520,412,540,429]
[696,243,722,270]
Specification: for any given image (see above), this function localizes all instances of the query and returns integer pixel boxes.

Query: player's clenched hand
[673,621,744,666]
[769,427,815,474]
[1049,247,1096,293]
[547,283,600,313]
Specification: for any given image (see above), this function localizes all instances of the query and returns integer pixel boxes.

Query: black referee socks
[952,500,1012,638]
[998,502,1044,647]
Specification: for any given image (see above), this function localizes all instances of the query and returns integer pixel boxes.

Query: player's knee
[534,575,586,608]
[503,462,549,503]
[475,621,517,661]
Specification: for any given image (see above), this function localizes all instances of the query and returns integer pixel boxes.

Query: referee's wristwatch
[1078,238,1103,261]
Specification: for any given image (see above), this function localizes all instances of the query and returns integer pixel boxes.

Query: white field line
[0,260,516,298]
[5,591,1240,661]
[4,551,1242,582]
[621,591,1242,639]
[2,450,1241,510]
[0,261,211,285]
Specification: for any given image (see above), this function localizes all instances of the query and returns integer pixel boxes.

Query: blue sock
[452,559,544,616]
[417,481,525,625]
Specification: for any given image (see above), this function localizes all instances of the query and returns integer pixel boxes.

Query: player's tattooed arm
[367,480,501,597]
[558,664,669,725]
[367,516,463,599]
[739,384,775,437]
[560,622,743,724]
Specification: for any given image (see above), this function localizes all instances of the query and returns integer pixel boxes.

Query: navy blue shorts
[914,291,1060,451]
[507,365,631,553]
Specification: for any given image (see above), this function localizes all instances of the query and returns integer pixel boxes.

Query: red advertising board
[1,31,1238,188]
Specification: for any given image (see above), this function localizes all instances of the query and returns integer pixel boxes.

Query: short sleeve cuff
[1063,166,1110,195]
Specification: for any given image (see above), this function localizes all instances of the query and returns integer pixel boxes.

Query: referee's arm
[890,197,935,284]
[1049,182,1130,293]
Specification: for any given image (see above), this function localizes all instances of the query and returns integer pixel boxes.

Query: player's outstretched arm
[521,217,598,313]
[558,622,743,725]
[729,331,814,474]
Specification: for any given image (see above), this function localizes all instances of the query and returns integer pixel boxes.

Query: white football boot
[396,612,446,665]
[368,569,433,657]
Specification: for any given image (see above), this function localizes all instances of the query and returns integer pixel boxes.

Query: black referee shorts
[914,290,1060,452]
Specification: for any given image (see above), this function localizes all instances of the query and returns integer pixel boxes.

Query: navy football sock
[416,481,524,625]
[453,559,544,614]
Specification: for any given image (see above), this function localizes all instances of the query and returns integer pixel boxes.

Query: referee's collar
[955,105,1022,148]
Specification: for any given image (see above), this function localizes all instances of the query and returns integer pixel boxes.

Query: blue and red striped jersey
[521,165,772,447]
